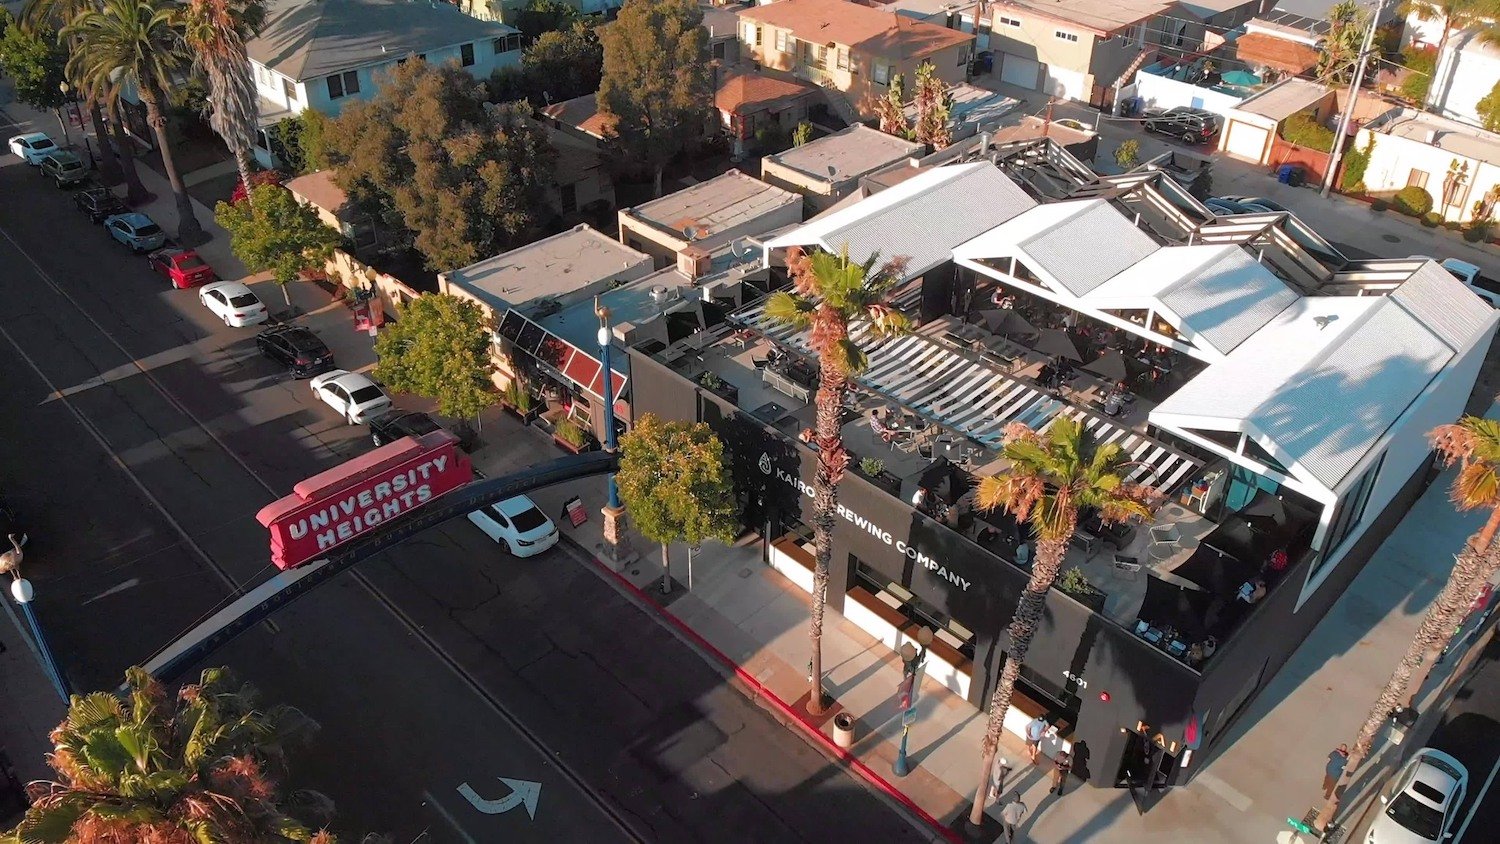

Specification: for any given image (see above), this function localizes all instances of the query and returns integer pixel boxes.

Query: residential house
[1357,108,1500,223]
[1237,0,1396,79]
[627,141,1497,794]
[703,3,745,66]
[717,71,820,157]
[1406,16,1500,130]
[247,0,523,166]
[541,94,616,147]
[760,124,924,213]
[901,82,1021,141]
[547,130,617,224]
[618,170,803,271]
[736,0,974,122]
[1218,77,1332,165]
[984,0,1181,108]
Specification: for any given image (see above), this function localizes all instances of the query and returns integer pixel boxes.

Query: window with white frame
[743,23,761,46]
[776,30,791,53]
[283,77,297,102]
[326,70,360,100]
[1055,30,1078,42]
[998,15,1021,27]
[836,48,849,71]
[493,33,522,54]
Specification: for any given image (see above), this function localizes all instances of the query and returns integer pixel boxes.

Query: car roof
[46,150,81,162]
[386,412,440,432]
[202,280,253,296]
[113,212,155,227]
[330,370,380,392]
[13,132,50,143]
[495,495,540,517]
[1443,258,1482,274]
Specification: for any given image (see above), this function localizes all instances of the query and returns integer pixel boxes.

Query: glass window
[873,62,889,84]
[461,43,475,67]
[327,74,344,99]
[836,49,849,71]
[349,385,386,404]
[998,16,1021,26]
[1407,169,1429,190]
[227,292,258,307]
[1055,30,1078,42]
[283,77,297,101]
[776,30,789,53]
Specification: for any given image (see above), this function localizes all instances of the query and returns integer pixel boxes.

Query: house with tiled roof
[715,71,819,156]
[736,0,973,120]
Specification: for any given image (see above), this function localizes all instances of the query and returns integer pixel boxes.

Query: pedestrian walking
[1024,715,1049,764]
[1050,750,1072,796]
[999,793,1027,843]
[1323,744,1349,799]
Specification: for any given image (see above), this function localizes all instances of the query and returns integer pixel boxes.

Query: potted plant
[696,370,739,404]
[1056,566,1107,613]
[502,380,539,424]
[859,456,886,477]
[553,417,594,454]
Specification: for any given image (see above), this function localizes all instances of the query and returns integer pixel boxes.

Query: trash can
[1277,164,1303,187]
[833,713,856,749]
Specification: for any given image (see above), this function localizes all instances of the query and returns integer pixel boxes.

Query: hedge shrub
[1280,111,1334,152]
[1393,185,1434,217]
[1421,211,1442,227]
[1371,198,1389,212]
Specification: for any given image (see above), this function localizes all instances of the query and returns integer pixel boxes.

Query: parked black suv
[369,412,444,447]
[1142,107,1222,144]
[74,186,125,224]
[255,325,334,377]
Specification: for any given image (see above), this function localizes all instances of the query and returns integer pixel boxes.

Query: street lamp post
[0,536,70,703]
[59,82,95,170]
[892,627,933,777]
[596,300,634,567]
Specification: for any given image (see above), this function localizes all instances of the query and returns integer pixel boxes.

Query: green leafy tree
[522,19,603,104]
[1114,138,1140,169]
[324,60,556,270]
[617,414,739,595]
[1399,46,1438,104]
[0,12,66,111]
[373,293,496,422]
[965,418,1155,827]
[1317,1,1370,85]
[1479,80,1500,131]
[764,246,912,714]
[1317,417,1500,829]
[1401,0,1500,106]
[267,111,329,175]
[64,0,206,244]
[512,0,579,44]
[181,0,267,203]
[911,60,951,149]
[214,183,341,304]
[792,120,813,147]
[8,666,336,843]
[597,0,711,197]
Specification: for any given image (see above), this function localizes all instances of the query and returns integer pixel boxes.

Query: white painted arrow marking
[83,578,140,606]
[456,777,541,820]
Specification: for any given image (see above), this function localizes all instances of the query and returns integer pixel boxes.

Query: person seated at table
[1266,547,1290,573]
[1236,578,1267,604]
[798,428,814,444]
[911,487,932,513]
[1200,636,1218,660]
[1186,641,1205,666]
[869,409,895,442]
[976,525,1002,548]
[1037,362,1056,387]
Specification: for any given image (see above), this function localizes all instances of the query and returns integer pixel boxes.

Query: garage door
[1223,120,1270,164]
[1000,54,1039,90]
[1044,67,1088,101]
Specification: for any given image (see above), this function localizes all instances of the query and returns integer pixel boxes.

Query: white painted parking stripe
[1454,752,1500,843]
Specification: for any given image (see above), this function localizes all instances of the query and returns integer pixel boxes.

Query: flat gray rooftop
[627,170,799,241]
[766,125,923,183]
[444,224,649,311]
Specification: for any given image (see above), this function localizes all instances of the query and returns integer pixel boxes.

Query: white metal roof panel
[1390,260,1494,352]
[1157,248,1299,355]
[1017,200,1159,296]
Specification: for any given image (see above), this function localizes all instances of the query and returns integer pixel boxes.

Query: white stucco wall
[1359,126,1500,222]
[1133,70,1247,118]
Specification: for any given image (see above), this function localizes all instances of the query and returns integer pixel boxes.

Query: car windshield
[510,506,548,533]
[349,386,386,404]
[136,223,162,237]
[1384,793,1443,840]
[228,293,259,307]
[33,138,54,150]
[178,255,206,270]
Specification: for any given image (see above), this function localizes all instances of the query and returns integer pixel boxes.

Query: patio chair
[1149,523,1180,545]
[1112,555,1142,580]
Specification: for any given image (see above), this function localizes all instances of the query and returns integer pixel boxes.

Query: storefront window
[853,559,975,660]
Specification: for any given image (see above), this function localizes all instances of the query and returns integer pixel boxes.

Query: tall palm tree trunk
[807,359,850,716]
[1315,521,1500,829]
[968,536,1068,826]
[110,109,149,205]
[86,100,123,186]
[138,82,205,245]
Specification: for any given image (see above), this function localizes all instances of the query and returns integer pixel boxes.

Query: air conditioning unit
[650,285,677,308]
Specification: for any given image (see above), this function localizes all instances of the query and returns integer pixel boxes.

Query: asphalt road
[1425,633,1500,843]
[0,103,934,842]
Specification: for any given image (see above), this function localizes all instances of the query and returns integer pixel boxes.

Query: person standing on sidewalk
[1024,715,1048,764]
[999,793,1027,843]
[1323,744,1349,799]
[1050,749,1072,796]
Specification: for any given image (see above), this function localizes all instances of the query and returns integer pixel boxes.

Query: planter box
[1061,587,1107,614]
[502,402,540,425]
[553,435,597,454]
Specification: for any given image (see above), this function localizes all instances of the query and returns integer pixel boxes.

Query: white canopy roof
[953,199,1160,297]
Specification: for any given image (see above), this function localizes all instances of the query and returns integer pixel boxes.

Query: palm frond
[763,290,813,330]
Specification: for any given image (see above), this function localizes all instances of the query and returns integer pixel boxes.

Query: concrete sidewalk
[462,402,1496,843]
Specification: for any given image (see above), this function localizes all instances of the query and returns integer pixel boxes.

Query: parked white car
[198,280,269,327]
[466,495,559,557]
[1367,748,1468,844]
[8,132,57,165]
[309,369,392,424]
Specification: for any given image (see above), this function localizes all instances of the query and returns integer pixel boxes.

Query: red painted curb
[584,550,964,844]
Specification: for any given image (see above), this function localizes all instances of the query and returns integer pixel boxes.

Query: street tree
[616,414,739,594]
[9,666,337,842]
[373,293,495,423]
[911,60,952,149]
[324,60,556,270]
[1115,139,1141,169]
[1316,415,1500,829]
[64,0,206,244]
[214,183,341,304]
[764,246,912,714]
[181,0,267,203]
[522,19,603,105]
[1400,0,1500,107]
[512,0,579,44]
[0,12,66,112]
[1317,1,1370,85]
[1478,79,1500,131]
[597,0,711,197]
[966,418,1155,827]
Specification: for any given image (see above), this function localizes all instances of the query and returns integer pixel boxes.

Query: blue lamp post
[893,627,932,777]
[2,536,69,703]
[596,300,633,565]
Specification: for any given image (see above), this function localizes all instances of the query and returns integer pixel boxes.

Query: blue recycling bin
[1277,164,1303,186]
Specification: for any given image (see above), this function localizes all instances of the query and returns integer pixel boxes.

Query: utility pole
[1043,97,1055,137]
[1320,0,1386,198]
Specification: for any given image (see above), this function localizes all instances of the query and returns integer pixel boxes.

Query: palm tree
[181,0,265,201]
[1402,0,1500,109]
[965,418,1155,827]
[20,0,139,198]
[763,245,912,715]
[1315,415,1500,829]
[9,666,336,842]
[64,0,206,244]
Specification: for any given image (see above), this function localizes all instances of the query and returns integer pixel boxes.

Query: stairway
[815,82,863,128]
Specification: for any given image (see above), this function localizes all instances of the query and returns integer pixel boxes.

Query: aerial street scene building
[2,0,1500,841]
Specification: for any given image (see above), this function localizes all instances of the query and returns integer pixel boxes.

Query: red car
[147,247,217,289]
